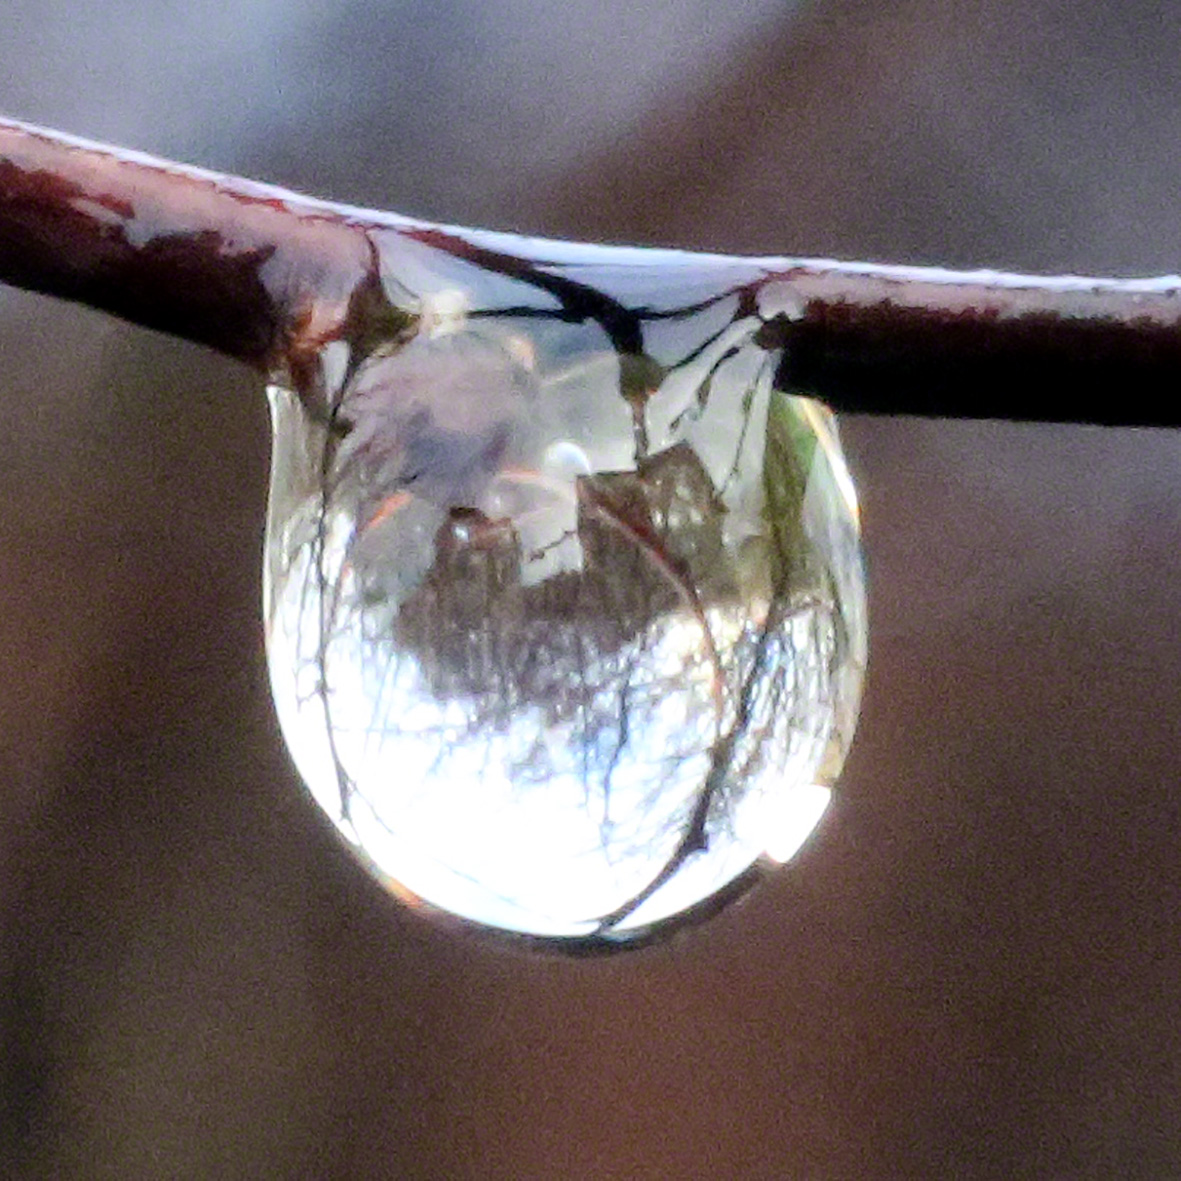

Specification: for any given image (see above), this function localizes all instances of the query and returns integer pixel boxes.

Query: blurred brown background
[3,1,1181,1175]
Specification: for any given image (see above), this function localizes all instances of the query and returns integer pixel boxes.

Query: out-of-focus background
[3,1,1181,1175]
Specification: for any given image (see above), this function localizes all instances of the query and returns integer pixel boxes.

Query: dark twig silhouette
[4,115,1181,425]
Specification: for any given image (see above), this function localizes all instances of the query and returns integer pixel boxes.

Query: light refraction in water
[264,225,866,947]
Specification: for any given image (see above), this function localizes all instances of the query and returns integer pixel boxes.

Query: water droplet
[263,227,866,949]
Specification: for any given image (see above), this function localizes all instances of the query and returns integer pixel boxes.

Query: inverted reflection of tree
[600,648,641,841]
[287,514,324,720]
[598,587,833,929]
[359,601,402,764]
[580,452,728,720]
[389,447,721,689]
[313,423,361,821]
[592,410,831,931]
[573,614,593,811]
[309,378,837,924]
[361,490,693,826]
[727,606,835,814]
[717,357,772,501]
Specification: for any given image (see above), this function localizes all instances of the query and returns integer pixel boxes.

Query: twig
[3,115,1181,424]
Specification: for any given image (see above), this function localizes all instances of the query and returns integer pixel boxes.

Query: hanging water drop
[263,226,866,948]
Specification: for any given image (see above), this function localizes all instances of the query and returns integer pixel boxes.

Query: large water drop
[264,228,866,948]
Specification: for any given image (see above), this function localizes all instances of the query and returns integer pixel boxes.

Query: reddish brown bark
[3,115,1181,425]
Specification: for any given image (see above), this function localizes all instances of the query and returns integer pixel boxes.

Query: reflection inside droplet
[263,226,866,948]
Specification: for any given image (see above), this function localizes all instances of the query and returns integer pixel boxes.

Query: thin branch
[0,116,373,371]
[752,263,1181,424]
[3,115,1181,424]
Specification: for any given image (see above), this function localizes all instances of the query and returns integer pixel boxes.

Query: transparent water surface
[264,226,866,947]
